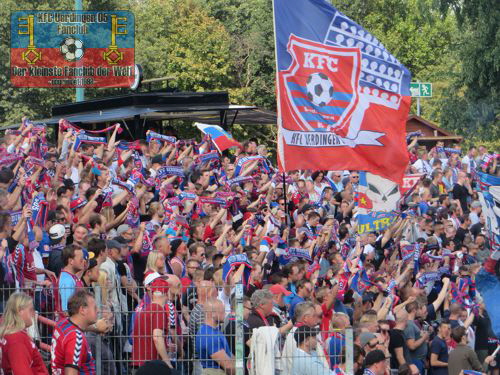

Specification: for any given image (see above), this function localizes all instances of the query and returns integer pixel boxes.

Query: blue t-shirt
[328,333,345,368]
[289,295,305,319]
[419,201,429,215]
[195,324,233,369]
[284,282,297,306]
[58,271,76,311]
[430,336,448,375]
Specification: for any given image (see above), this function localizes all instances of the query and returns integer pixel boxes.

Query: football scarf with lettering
[401,244,416,262]
[278,247,312,265]
[451,281,479,314]
[234,155,265,177]
[141,229,153,256]
[73,132,107,151]
[222,254,253,288]
[111,178,136,195]
[0,153,24,167]
[406,131,423,142]
[179,192,197,202]
[9,210,22,227]
[436,147,462,156]
[125,196,140,228]
[225,175,254,188]
[351,269,371,295]
[146,131,176,144]
[30,192,48,229]
[60,119,122,135]
[413,243,421,275]
[117,140,142,151]
[196,151,220,165]
[156,166,185,179]
[7,169,21,194]
[198,197,227,206]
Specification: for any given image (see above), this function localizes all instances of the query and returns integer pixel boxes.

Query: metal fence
[1,283,354,375]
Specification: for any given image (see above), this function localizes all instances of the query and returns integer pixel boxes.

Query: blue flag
[475,171,500,249]
[476,267,500,340]
[273,0,411,183]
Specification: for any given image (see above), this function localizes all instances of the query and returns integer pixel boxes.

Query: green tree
[437,0,500,140]
[133,0,232,92]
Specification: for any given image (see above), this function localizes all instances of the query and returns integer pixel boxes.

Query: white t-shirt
[412,159,432,176]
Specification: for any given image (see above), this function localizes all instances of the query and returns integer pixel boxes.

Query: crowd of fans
[0,119,498,375]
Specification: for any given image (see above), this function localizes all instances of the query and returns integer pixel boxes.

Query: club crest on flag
[282,35,360,136]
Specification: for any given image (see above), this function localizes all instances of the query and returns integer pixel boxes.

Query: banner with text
[11,10,135,88]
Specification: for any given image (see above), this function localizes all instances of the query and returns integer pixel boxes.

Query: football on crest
[306,72,334,107]
[60,37,84,62]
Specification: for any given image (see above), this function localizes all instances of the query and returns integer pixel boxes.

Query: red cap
[150,278,170,295]
[269,284,292,296]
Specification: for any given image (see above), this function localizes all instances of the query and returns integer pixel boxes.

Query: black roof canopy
[51,91,232,116]
[1,90,277,134]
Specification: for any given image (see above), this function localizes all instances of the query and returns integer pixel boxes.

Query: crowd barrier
[1,284,354,375]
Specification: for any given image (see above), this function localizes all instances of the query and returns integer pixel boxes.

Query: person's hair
[186,259,200,269]
[449,302,463,315]
[283,262,299,277]
[459,214,469,224]
[88,214,103,229]
[295,326,319,345]
[87,238,106,258]
[294,301,315,322]
[295,278,311,292]
[56,186,69,197]
[353,344,364,363]
[204,245,217,261]
[268,271,286,285]
[451,326,466,343]
[398,363,412,375]
[145,251,164,273]
[406,301,419,314]
[148,202,162,216]
[311,170,325,181]
[331,312,349,329]
[307,211,320,221]
[0,292,32,337]
[230,295,251,312]
[0,212,11,233]
[0,168,14,184]
[189,241,205,256]
[67,289,94,317]
[431,169,441,180]
[360,311,378,324]
[62,244,82,266]
[250,289,273,309]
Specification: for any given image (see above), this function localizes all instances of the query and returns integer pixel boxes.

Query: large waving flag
[195,123,242,153]
[475,171,500,249]
[273,0,411,183]
[355,171,399,234]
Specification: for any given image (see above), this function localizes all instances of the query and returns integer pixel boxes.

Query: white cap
[49,224,66,240]
[144,272,168,286]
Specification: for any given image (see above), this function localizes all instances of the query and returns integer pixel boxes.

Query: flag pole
[282,172,288,228]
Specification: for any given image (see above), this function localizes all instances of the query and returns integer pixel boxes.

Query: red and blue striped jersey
[51,318,95,375]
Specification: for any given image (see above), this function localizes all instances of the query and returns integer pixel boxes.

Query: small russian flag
[195,122,242,153]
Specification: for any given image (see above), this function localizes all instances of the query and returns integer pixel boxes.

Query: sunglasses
[352,176,359,179]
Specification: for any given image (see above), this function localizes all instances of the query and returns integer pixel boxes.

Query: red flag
[274,1,412,183]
